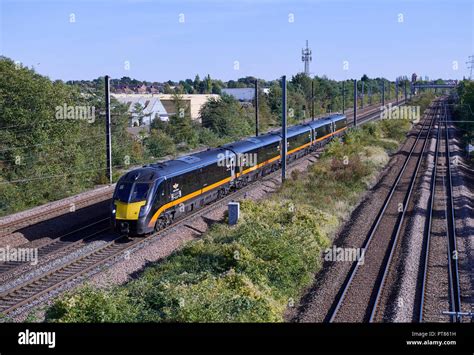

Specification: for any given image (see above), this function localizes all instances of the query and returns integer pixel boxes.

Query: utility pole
[395,78,399,105]
[281,75,287,182]
[361,81,364,109]
[105,75,112,184]
[387,80,390,101]
[404,80,407,102]
[369,85,372,106]
[342,81,345,114]
[382,80,385,107]
[353,79,357,127]
[311,80,315,121]
[255,79,259,136]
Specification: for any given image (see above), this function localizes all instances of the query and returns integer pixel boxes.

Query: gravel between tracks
[388,121,440,322]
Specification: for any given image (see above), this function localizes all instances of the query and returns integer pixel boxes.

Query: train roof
[305,114,346,129]
[119,166,162,183]
[328,114,346,122]
[287,124,311,137]
[222,132,281,154]
[270,123,311,138]
[306,118,331,129]
[128,147,231,180]
[119,116,348,184]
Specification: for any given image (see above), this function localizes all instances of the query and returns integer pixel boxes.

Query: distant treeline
[0,55,442,216]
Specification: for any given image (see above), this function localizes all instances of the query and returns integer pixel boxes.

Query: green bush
[45,286,141,323]
[197,127,229,147]
[145,130,176,158]
[200,95,254,140]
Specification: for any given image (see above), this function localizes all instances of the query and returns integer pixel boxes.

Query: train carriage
[111,113,347,236]
[330,114,348,137]
[283,125,313,161]
[112,147,235,235]
[307,118,333,148]
[222,133,282,181]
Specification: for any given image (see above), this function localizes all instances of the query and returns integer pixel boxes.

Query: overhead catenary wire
[0,163,133,185]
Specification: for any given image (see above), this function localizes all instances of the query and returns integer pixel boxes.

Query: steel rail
[368,103,439,322]
[328,102,437,323]
[418,112,442,322]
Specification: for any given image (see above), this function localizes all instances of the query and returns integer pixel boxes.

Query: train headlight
[112,209,116,214]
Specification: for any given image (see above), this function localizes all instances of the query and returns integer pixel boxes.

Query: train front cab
[111,177,164,236]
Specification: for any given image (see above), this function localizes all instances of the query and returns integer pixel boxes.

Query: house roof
[114,95,169,119]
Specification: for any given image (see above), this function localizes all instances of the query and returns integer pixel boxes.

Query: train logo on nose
[173,183,179,190]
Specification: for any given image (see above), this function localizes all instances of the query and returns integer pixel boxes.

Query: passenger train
[111,114,347,235]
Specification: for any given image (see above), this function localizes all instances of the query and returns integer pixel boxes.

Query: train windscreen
[115,182,152,203]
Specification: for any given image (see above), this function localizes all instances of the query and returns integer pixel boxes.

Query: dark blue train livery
[111,114,347,235]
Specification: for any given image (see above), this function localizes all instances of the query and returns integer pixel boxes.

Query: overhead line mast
[467,55,474,80]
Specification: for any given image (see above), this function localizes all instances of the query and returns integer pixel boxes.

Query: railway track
[0,218,111,278]
[419,105,463,322]
[0,189,113,238]
[327,100,439,322]
[0,100,408,318]
[0,234,130,315]
[443,115,463,322]
[0,144,317,316]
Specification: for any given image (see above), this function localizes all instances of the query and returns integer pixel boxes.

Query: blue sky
[1,0,473,82]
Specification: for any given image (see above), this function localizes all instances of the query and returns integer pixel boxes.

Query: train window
[201,163,229,185]
[130,183,152,202]
[115,182,152,203]
[115,182,133,202]
[152,181,166,207]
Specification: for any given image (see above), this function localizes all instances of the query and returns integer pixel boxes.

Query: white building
[113,93,219,125]
[113,94,169,127]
